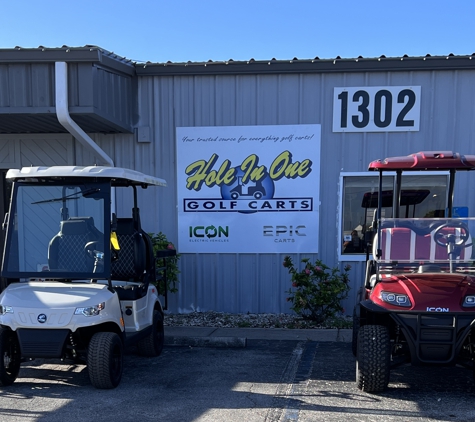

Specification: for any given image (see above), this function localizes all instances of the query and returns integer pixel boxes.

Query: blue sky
[1,0,474,63]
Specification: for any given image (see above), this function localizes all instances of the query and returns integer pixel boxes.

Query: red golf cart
[353,151,475,392]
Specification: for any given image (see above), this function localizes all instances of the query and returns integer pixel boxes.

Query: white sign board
[177,124,321,253]
[333,86,421,132]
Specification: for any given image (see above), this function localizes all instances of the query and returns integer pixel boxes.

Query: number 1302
[333,86,421,132]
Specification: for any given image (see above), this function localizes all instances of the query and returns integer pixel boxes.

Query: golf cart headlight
[463,295,475,307]
[75,302,105,317]
[0,305,13,315]
[381,291,411,307]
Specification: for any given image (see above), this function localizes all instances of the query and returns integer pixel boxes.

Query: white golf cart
[0,166,175,389]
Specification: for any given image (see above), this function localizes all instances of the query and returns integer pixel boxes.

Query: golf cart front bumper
[16,328,70,358]
[359,300,475,365]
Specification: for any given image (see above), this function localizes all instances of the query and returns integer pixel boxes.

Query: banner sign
[177,124,321,253]
[333,86,421,132]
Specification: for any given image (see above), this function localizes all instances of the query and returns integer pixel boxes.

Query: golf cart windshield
[2,181,110,280]
[374,217,475,275]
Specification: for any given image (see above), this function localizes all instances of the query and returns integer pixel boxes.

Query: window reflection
[341,174,448,255]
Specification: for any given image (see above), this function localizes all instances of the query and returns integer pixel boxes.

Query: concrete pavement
[164,326,352,347]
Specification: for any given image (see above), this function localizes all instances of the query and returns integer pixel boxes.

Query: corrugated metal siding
[0,139,19,168]
[0,62,134,133]
[0,134,73,167]
[127,69,475,315]
[5,66,475,315]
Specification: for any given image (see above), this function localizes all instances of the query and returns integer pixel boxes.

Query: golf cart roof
[6,166,167,187]
[368,151,475,172]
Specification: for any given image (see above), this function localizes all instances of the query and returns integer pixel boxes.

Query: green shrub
[284,256,351,323]
[149,232,180,295]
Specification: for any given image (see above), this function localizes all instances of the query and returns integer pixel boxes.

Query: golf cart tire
[137,310,164,357]
[0,327,21,386]
[87,331,123,389]
[356,324,390,393]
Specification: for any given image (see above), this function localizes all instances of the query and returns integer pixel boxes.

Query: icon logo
[37,314,47,323]
[426,307,449,312]
[188,225,230,243]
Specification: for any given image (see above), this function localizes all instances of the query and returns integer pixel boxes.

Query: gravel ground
[164,311,352,329]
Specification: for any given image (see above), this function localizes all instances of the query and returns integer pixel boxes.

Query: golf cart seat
[48,218,102,272]
[111,218,148,300]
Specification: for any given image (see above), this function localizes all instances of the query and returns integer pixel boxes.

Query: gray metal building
[1,46,475,315]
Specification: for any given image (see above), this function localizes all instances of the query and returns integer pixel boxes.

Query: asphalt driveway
[0,339,474,421]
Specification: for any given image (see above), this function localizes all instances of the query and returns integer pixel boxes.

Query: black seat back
[48,220,96,272]
[111,218,146,281]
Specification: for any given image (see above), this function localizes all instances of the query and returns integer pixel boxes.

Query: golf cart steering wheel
[433,221,470,247]
[85,241,103,258]
[85,241,106,274]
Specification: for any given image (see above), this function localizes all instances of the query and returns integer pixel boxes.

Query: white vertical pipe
[55,61,116,212]
[55,61,114,167]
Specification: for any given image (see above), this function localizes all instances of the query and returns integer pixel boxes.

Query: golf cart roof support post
[448,169,456,218]
[133,185,138,208]
[377,170,383,230]
[376,170,383,262]
[395,170,402,219]
[375,170,383,279]
[131,185,140,230]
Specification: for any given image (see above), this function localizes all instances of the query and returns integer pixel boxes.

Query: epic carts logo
[183,151,313,213]
[263,225,307,243]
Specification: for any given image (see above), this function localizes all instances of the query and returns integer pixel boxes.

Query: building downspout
[54,61,114,167]
[55,61,116,213]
